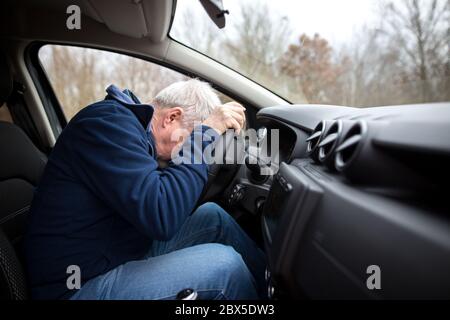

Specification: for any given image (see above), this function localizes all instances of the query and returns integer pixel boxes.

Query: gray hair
[152,79,221,126]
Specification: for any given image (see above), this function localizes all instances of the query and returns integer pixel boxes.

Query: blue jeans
[70,203,266,300]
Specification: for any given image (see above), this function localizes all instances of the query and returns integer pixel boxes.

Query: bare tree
[40,45,106,118]
[171,1,294,100]
[40,45,188,119]
[332,0,449,108]
[336,27,407,107]
[225,2,290,72]
[170,5,224,59]
[380,0,450,102]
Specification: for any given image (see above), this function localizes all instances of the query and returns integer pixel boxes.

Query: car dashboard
[255,103,450,300]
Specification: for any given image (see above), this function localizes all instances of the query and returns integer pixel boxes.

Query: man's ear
[163,107,183,127]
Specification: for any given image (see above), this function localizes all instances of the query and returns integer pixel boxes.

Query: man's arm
[67,108,215,240]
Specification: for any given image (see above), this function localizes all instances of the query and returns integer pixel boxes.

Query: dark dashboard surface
[256,102,450,299]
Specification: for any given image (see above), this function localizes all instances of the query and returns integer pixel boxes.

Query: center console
[262,161,322,296]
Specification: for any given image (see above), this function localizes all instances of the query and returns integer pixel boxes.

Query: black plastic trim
[24,43,66,138]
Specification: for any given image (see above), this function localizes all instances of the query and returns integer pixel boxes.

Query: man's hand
[202,102,246,135]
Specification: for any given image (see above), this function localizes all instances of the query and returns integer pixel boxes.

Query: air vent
[307,121,330,162]
[318,121,342,165]
[335,122,366,171]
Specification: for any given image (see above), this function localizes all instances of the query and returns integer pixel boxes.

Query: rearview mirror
[199,0,228,29]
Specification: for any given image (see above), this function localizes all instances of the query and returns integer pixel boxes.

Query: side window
[38,45,189,120]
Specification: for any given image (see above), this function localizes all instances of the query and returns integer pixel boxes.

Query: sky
[222,0,379,47]
[173,0,382,50]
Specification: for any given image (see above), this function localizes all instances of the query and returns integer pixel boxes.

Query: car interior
[0,0,449,300]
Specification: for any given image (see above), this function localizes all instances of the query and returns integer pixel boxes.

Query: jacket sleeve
[66,109,217,240]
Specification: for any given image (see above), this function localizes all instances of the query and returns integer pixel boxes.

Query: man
[25,79,266,300]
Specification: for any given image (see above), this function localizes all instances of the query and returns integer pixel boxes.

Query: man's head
[150,79,221,160]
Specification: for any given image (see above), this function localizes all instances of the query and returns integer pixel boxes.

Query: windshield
[170,0,449,107]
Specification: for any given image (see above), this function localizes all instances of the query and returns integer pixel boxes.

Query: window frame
[25,43,67,138]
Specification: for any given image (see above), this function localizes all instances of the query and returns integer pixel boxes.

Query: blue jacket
[24,85,218,299]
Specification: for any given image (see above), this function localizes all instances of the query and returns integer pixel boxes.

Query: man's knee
[198,244,245,277]
[201,244,257,299]
[195,202,224,216]
[210,244,243,269]
[195,202,234,226]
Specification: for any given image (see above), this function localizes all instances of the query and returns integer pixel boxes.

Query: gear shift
[176,288,198,300]
[245,155,268,184]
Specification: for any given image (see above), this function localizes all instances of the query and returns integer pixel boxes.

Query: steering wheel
[200,131,245,201]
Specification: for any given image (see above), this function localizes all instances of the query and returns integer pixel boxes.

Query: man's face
[151,107,192,161]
